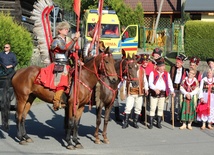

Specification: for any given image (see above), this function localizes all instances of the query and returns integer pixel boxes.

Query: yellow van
[81,9,139,59]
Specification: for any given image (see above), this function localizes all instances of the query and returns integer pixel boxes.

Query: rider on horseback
[39,21,80,111]
[51,21,81,111]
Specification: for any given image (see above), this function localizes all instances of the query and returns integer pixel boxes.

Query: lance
[88,0,104,55]
[73,0,81,115]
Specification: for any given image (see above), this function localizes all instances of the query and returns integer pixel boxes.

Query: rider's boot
[53,89,64,111]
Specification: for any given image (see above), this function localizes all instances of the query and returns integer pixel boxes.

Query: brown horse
[93,53,139,144]
[3,47,117,148]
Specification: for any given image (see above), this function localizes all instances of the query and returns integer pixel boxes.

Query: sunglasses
[4,47,9,48]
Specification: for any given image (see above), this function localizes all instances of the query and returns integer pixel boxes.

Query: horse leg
[102,105,113,144]
[64,106,75,150]
[16,96,35,145]
[94,106,102,144]
[72,106,84,149]
[21,100,34,143]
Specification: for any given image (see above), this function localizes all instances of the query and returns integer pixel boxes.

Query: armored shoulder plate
[50,37,66,51]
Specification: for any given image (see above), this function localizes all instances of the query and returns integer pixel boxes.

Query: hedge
[184,20,214,60]
[0,12,33,68]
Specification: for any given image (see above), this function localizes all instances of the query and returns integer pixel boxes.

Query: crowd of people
[117,48,214,131]
[1,21,214,131]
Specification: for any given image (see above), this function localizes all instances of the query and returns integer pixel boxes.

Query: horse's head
[95,47,118,83]
[122,53,139,87]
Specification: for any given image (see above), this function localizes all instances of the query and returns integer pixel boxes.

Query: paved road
[1,102,214,155]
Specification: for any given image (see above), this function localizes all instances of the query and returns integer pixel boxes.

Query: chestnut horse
[3,47,117,149]
[94,53,139,144]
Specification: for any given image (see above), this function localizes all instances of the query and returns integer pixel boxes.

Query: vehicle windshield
[87,23,120,38]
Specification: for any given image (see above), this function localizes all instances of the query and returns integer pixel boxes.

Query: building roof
[184,0,214,12]
[123,0,181,13]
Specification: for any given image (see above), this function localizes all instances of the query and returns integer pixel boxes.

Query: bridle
[119,59,138,82]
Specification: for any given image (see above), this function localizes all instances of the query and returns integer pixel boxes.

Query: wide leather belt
[150,90,166,98]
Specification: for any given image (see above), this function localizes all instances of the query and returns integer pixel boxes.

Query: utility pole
[151,0,164,44]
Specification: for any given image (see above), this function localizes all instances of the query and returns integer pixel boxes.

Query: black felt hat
[206,58,214,64]
[155,56,165,66]
[176,53,187,62]
[152,48,162,57]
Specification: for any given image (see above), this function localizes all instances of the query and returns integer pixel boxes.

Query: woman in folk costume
[148,56,175,129]
[122,55,149,129]
[197,68,214,130]
[179,69,199,130]
[40,21,80,111]
[188,57,202,83]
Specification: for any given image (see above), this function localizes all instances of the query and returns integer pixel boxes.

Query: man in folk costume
[152,47,162,59]
[111,50,129,122]
[40,21,80,111]
[148,57,175,129]
[138,54,152,122]
[149,48,162,70]
[169,53,188,121]
[179,69,199,130]
[122,56,149,129]
[140,54,154,79]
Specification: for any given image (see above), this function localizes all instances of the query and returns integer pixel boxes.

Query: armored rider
[40,21,80,111]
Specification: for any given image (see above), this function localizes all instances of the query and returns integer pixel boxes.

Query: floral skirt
[180,98,196,122]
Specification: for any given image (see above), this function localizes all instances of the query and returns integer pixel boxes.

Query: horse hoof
[66,145,75,150]
[95,139,101,144]
[103,139,109,144]
[26,138,33,143]
[19,140,28,145]
[75,144,83,149]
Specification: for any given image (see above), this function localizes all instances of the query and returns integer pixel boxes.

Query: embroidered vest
[153,70,169,96]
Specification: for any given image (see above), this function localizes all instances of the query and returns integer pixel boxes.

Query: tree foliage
[52,0,144,27]
[0,12,33,68]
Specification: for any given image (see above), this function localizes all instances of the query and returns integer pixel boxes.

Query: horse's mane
[83,56,94,63]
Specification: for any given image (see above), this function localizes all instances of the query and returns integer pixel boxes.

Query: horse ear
[132,53,135,59]
[105,46,113,54]
[127,53,131,59]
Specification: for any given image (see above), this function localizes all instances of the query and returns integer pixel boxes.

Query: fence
[140,23,184,56]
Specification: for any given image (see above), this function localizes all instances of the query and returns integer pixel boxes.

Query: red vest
[153,70,169,96]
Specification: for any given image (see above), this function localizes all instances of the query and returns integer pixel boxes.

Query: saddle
[34,64,75,94]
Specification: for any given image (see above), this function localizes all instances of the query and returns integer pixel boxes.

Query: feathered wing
[30,0,54,64]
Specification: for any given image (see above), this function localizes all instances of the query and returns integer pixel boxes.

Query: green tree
[82,0,144,26]
[52,0,144,27]
[0,12,33,68]
[53,0,73,11]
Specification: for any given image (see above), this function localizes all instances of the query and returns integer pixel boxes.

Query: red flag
[73,0,80,17]
[89,0,104,54]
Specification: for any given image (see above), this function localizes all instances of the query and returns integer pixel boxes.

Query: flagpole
[88,0,104,55]
[96,0,104,55]
[73,0,81,115]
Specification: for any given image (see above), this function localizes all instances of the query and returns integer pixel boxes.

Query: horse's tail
[0,76,13,131]
[95,82,101,108]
